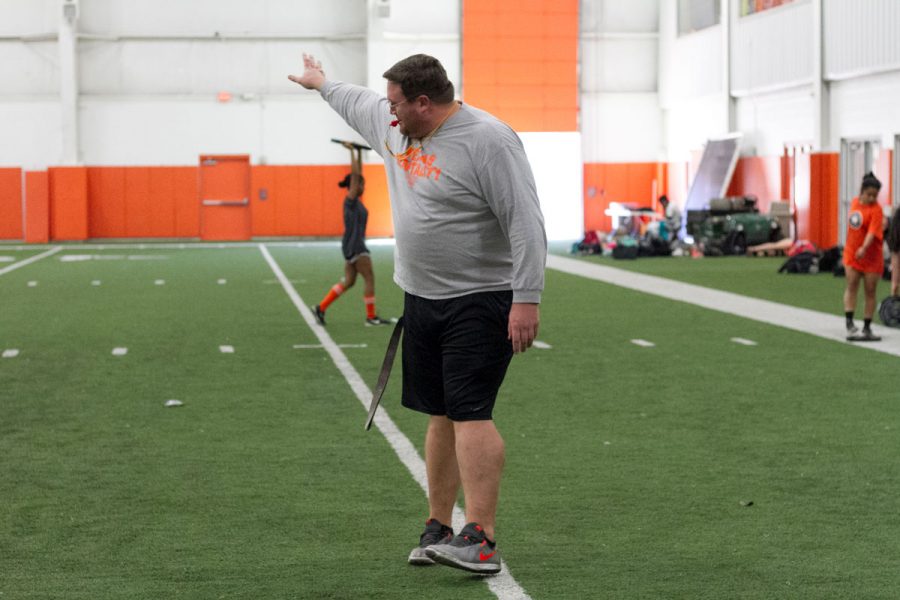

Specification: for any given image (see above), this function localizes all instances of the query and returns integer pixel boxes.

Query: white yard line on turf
[0,246,61,276]
[259,244,531,600]
[547,254,900,358]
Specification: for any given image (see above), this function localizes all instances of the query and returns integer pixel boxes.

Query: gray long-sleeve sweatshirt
[320,80,547,303]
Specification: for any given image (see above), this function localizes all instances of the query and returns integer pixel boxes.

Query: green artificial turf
[3,244,899,599]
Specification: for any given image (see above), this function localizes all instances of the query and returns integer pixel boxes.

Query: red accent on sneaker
[475,525,483,532]
[479,551,496,561]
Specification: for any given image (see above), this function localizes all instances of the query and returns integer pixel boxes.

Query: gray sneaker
[425,522,501,574]
[408,519,453,566]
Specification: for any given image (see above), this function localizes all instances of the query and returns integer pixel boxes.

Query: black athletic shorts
[401,290,514,421]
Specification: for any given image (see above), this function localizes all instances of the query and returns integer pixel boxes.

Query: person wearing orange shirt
[843,172,884,341]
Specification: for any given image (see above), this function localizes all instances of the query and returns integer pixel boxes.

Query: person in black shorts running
[313,141,388,326]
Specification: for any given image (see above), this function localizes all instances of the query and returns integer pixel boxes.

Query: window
[678,0,721,35]
[740,0,797,18]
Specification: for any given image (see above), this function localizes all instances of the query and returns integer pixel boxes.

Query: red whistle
[390,120,399,127]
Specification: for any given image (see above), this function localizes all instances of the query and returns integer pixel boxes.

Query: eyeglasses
[388,98,408,111]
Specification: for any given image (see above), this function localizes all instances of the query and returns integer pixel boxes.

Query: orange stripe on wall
[24,171,49,244]
[49,167,88,241]
[0,168,23,240]
[463,0,578,132]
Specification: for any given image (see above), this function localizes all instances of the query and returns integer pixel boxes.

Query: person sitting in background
[659,195,681,240]
[747,238,815,257]
[843,172,884,341]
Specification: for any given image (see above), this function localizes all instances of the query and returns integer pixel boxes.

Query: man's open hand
[288,53,326,90]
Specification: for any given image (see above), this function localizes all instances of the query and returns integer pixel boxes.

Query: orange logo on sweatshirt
[392,146,442,187]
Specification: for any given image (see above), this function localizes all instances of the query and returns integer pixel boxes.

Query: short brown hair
[382,54,454,104]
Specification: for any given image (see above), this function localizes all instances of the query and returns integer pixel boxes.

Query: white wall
[0,101,62,169]
[582,93,662,162]
[735,87,814,156]
[824,0,900,80]
[830,70,900,149]
[366,0,459,100]
[731,0,812,95]
[658,0,722,109]
[520,132,584,241]
[580,0,660,162]
[663,94,727,161]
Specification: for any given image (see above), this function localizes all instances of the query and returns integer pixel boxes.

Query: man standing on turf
[289,53,546,574]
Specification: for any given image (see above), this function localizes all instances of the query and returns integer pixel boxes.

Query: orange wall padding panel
[49,167,88,241]
[0,168,23,240]
[462,0,578,132]
[88,167,199,238]
[727,156,783,213]
[25,171,49,243]
[583,162,660,231]
[250,164,393,238]
[808,153,839,248]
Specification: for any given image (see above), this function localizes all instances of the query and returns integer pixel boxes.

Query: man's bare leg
[426,415,460,525]
[454,419,505,540]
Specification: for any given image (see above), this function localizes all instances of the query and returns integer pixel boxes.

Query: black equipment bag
[778,251,818,274]
[879,296,900,328]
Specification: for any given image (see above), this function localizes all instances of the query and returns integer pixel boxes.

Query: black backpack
[818,246,842,272]
[778,251,819,274]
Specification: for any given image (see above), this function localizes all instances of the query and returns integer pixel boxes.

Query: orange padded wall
[25,171,50,243]
[49,167,89,241]
[87,167,199,238]
[806,152,839,248]
[0,168,23,240]
[462,0,579,132]
[250,164,393,238]
[583,163,661,231]
[727,156,782,214]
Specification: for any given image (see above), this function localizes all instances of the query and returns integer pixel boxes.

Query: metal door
[199,154,251,241]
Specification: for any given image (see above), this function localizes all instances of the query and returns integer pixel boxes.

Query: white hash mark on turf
[731,337,758,346]
[533,340,552,349]
[219,345,235,353]
[2,349,20,358]
[91,280,102,286]
[112,347,128,356]
[258,244,531,600]
[28,281,38,287]
[154,279,165,285]
[218,279,227,285]
[631,339,655,347]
